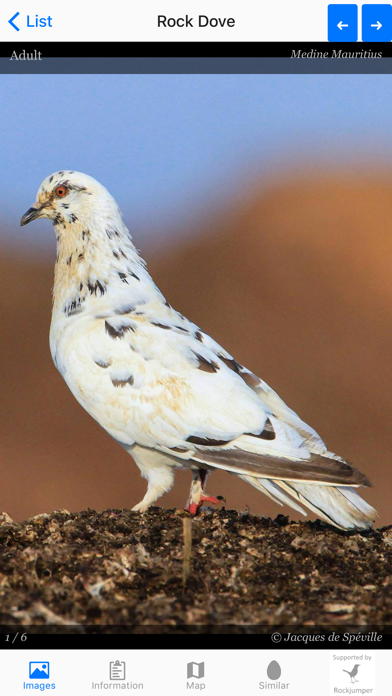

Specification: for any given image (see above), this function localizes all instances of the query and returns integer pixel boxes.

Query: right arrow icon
[362,4,392,41]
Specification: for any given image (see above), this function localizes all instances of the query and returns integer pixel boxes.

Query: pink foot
[185,494,224,516]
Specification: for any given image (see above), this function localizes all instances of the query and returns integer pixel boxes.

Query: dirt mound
[0,507,391,628]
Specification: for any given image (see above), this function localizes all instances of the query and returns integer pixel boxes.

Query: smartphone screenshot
[0,0,390,692]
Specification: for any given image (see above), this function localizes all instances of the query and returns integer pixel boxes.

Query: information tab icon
[110,661,126,680]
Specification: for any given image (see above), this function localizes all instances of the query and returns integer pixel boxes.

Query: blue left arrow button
[328,5,358,41]
[8,11,20,31]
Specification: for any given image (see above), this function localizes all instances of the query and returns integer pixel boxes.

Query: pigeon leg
[131,448,175,512]
[185,469,224,515]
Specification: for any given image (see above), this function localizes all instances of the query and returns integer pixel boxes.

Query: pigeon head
[20,170,121,230]
[21,172,144,315]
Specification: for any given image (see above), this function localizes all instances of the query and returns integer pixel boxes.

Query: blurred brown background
[1,170,391,525]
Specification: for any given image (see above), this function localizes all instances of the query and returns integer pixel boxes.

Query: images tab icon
[29,662,49,679]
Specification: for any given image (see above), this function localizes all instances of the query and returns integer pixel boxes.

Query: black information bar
[2,43,392,74]
[1,41,392,58]
[1,626,391,652]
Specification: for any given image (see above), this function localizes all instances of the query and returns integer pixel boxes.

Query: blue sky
[1,74,392,254]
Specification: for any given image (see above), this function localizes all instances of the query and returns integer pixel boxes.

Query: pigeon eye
[55,185,68,198]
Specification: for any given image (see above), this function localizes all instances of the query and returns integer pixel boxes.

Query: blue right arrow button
[362,4,392,41]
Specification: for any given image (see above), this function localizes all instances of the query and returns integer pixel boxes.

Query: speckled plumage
[21,171,377,529]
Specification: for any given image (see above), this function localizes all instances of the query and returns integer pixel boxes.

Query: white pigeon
[21,171,377,530]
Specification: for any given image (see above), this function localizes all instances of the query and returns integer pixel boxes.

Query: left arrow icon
[8,12,20,31]
[337,21,349,29]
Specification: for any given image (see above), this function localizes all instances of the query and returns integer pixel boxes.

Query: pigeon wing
[64,311,369,489]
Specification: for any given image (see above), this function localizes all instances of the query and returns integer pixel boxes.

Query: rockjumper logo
[343,665,360,684]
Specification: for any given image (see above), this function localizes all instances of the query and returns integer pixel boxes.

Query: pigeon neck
[52,217,156,316]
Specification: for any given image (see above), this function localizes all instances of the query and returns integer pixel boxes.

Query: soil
[0,507,391,630]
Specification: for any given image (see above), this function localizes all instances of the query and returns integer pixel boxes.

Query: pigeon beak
[20,203,48,226]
